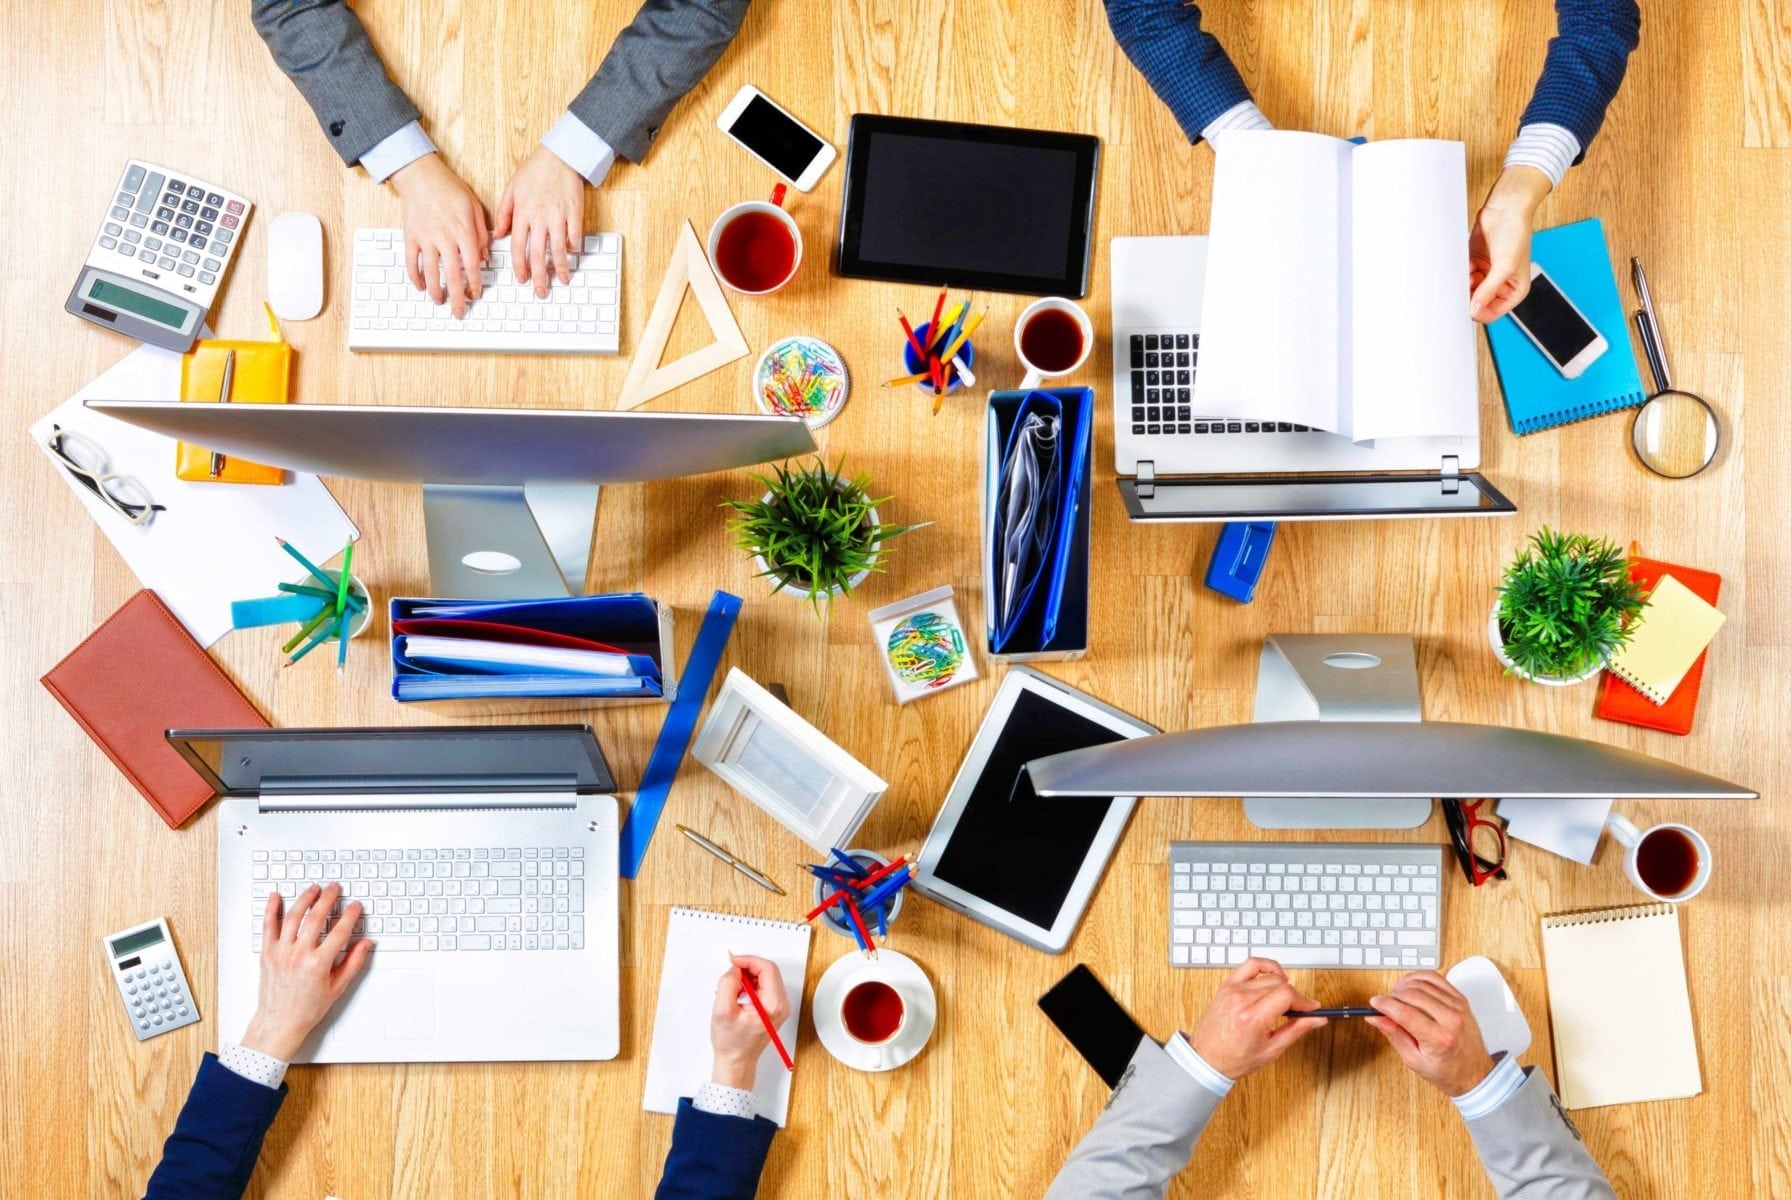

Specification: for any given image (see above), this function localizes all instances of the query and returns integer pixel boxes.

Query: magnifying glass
[1630,259,1721,479]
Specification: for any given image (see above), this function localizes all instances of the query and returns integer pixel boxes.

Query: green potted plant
[1490,528,1646,685]
[724,458,924,610]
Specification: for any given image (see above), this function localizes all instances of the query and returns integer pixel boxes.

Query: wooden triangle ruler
[616,220,750,410]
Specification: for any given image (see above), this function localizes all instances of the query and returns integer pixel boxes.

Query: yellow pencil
[938,308,986,366]
[881,371,930,388]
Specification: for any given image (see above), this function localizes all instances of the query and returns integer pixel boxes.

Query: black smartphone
[1038,964,1146,1088]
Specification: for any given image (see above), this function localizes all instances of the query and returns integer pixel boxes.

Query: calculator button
[195,219,213,235]
[205,192,223,206]
[220,214,239,230]
[156,206,174,222]
[125,983,136,994]
[203,257,221,271]
[159,256,177,269]
[124,164,146,192]
[177,264,195,277]
[226,199,244,215]
[177,1006,190,1018]
[145,236,162,251]
[182,250,199,265]
[175,213,193,229]
[213,228,234,244]
[199,207,217,222]
[198,271,215,285]
[124,230,141,243]
[188,235,207,252]
[151,1015,163,1026]
[168,229,187,243]
[110,205,130,221]
[138,1020,150,1031]
[167,179,185,194]
[149,964,159,975]
[104,222,122,236]
[116,191,135,207]
[129,213,147,228]
[114,244,134,258]
[181,198,200,215]
[151,221,169,235]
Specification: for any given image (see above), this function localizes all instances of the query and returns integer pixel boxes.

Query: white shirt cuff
[218,1042,288,1091]
[1201,100,1275,146]
[1503,123,1579,190]
[1165,1033,1235,1099]
[359,120,437,185]
[540,112,618,187]
[692,1081,758,1120]
[1451,1053,1526,1120]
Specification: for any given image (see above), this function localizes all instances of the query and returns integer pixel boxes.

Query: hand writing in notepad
[711,956,791,1090]
[1367,972,1497,1097]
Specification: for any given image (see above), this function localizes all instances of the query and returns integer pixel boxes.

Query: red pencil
[730,953,794,1071]
[843,897,877,957]
[895,309,929,362]
[927,287,947,352]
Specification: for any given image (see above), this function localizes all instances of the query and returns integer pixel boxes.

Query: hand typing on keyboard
[388,153,492,318]
[1185,958,1328,1080]
[497,144,588,300]
[239,883,371,1062]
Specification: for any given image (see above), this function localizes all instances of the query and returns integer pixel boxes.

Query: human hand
[1366,971,1496,1097]
[495,144,587,300]
[709,955,790,1090]
[388,152,490,318]
[1185,957,1327,1080]
[1468,165,1552,323]
[239,883,372,1061]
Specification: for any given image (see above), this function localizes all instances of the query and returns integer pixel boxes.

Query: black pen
[1285,1007,1379,1018]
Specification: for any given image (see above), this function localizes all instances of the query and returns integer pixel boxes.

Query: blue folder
[986,387,1092,656]
[1485,217,1646,435]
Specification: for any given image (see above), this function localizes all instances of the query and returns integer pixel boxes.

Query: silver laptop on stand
[173,725,620,1063]
[1109,235,1516,520]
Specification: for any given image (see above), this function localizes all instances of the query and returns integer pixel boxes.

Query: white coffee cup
[706,184,802,296]
[1015,296,1093,389]
[1605,813,1711,902]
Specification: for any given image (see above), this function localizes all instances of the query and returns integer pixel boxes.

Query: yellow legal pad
[1607,574,1726,705]
[174,306,293,485]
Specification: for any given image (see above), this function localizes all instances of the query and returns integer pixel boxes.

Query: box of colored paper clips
[867,585,979,703]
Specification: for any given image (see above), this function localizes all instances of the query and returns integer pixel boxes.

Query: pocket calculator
[65,160,252,352]
[105,917,201,1040]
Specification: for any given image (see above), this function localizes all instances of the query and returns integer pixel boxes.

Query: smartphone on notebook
[1038,964,1145,1088]
[717,86,836,192]
[1508,263,1608,379]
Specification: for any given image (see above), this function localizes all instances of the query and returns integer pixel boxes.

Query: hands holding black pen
[1188,958,1495,1096]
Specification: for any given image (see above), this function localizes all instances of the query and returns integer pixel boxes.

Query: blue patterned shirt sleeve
[1516,0,1641,162]
[1103,0,1255,144]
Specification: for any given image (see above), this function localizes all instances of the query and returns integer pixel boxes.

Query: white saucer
[812,948,937,1072]
[1446,955,1531,1060]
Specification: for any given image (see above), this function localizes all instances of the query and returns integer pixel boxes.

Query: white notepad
[642,908,810,1127]
[1539,903,1702,1110]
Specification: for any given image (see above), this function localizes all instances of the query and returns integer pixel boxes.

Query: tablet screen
[930,688,1129,928]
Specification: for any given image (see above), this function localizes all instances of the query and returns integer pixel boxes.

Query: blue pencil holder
[814,849,906,938]
[903,321,976,395]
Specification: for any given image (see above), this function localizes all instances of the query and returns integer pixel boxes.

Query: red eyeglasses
[1443,799,1508,886]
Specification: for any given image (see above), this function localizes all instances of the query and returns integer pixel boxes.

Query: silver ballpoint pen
[207,349,236,477]
[676,824,786,895]
[1631,257,1671,391]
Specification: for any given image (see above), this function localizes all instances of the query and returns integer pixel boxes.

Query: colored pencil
[937,308,986,367]
[882,371,930,388]
[334,542,353,614]
[279,581,366,611]
[282,607,334,654]
[830,848,869,877]
[895,309,929,362]
[284,615,337,667]
[334,603,350,672]
[856,868,912,914]
[729,953,794,1070]
[926,288,947,359]
[276,536,337,591]
[843,897,876,956]
[804,856,910,921]
[934,300,968,353]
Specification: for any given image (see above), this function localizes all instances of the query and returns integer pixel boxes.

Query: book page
[1193,130,1350,431]
[1346,140,1478,442]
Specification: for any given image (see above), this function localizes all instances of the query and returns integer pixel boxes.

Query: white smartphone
[716,85,836,192]
[1508,262,1608,379]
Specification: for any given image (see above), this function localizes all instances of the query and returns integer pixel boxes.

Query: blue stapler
[1204,522,1277,603]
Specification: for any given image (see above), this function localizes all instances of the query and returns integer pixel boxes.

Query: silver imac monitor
[86,400,817,598]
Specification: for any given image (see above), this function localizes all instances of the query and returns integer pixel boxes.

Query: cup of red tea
[708,184,802,295]
[1606,813,1711,902]
[1015,296,1093,389]
[839,978,907,1046]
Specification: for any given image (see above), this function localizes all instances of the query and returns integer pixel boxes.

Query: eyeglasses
[1442,798,1508,886]
[44,425,165,525]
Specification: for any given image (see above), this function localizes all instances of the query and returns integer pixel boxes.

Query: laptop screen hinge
[1440,455,1460,495]
[1136,460,1155,499]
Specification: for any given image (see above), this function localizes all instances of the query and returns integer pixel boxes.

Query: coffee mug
[707,184,802,295]
[1015,297,1093,389]
[1605,813,1710,902]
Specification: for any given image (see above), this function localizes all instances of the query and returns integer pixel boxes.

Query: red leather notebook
[41,589,269,829]
[1594,557,1722,736]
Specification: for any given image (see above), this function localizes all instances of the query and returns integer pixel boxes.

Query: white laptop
[1109,235,1515,520]
[173,726,620,1064]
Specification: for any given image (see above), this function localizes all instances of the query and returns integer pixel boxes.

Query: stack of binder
[389,593,676,703]
[982,387,1092,660]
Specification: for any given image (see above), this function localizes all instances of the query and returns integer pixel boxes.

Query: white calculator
[65,160,252,352]
[105,917,201,1040]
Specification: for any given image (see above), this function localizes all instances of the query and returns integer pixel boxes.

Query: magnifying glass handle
[1635,311,1669,393]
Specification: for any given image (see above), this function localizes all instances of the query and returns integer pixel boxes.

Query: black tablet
[835,115,1101,297]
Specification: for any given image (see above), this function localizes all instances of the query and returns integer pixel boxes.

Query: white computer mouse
[1446,955,1531,1060]
[267,211,324,321]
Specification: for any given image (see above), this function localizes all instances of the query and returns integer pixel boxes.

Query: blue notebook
[1485,217,1646,434]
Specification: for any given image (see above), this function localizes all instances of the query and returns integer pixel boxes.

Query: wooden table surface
[6,1,1790,1196]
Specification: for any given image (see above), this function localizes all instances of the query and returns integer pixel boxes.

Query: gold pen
[676,824,786,896]
[208,348,236,477]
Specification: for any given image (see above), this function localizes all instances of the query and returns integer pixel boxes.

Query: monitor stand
[1246,633,1432,830]
[422,483,600,599]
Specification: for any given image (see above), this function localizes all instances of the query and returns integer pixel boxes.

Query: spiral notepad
[642,908,810,1127]
[1486,218,1647,435]
[1606,575,1726,705]
[1539,903,1700,1110]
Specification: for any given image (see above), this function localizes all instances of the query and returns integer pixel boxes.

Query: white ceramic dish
[812,948,936,1072]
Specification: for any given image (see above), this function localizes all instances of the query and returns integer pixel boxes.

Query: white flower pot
[747,486,881,603]
[1487,598,1604,686]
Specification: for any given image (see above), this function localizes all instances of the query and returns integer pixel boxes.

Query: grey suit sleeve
[1462,1068,1616,1200]
[1043,1037,1225,1200]
[566,0,752,164]
[251,0,422,168]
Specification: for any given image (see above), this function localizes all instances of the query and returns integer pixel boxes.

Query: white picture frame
[692,669,888,852]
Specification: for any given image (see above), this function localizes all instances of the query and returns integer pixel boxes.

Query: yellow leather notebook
[1607,574,1725,705]
[175,307,292,485]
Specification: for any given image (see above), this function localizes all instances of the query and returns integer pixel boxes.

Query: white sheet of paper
[1498,797,1612,865]
[29,342,358,648]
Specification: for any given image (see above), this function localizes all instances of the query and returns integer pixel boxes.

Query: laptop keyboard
[249,846,586,953]
[1126,331,1316,437]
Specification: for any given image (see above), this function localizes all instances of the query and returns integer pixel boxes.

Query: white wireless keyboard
[347,228,622,354]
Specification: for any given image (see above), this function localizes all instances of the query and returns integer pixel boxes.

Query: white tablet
[912,667,1156,953]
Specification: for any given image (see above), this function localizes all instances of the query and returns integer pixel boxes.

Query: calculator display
[91,279,187,330]
[110,926,165,957]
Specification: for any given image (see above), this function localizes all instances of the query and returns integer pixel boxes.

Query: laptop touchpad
[330,967,437,1040]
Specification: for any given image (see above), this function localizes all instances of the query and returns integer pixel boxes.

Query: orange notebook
[1594,556,1722,736]
[174,306,293,484]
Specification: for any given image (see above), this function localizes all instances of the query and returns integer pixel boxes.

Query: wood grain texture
[3,1,1788,1197]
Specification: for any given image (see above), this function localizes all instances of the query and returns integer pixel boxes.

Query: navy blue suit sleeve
[143,1053,286,1200]
[1103,0,1254,143]
[1517,0,1641,160]
[653,1099,778,1200]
